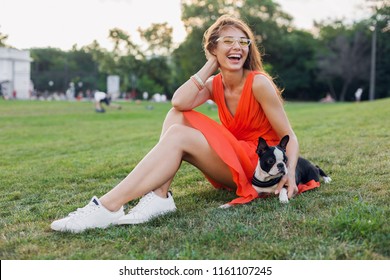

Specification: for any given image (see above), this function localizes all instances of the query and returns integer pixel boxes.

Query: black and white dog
[252,135,331,203]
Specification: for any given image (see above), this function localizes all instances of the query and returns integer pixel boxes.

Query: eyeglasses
[216,36,251,47]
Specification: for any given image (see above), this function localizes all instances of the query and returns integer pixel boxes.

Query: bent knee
[162,124,205,150]
[163,108,185,125]
[163,123,188,140]
[162,108,190,136]
[166,107,184,119]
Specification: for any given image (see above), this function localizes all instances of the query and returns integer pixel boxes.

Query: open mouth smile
[227,54,242,61]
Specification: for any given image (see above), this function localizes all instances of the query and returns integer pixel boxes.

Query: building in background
[107,75,120,100]
[0,47,32,99]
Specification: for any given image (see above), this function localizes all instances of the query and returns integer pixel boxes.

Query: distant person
[320,93,335,103]
[354,88,363,102]
[51,15,307,233]
[94,91,121,113]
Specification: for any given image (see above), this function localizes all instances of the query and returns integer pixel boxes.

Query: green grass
[0,98,389,260]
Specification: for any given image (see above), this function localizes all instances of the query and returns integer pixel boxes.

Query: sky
[1,0,369,51]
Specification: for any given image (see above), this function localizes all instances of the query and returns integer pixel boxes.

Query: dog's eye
[267,159,275,165]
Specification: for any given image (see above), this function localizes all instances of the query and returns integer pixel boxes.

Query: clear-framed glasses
[216,36,252,47]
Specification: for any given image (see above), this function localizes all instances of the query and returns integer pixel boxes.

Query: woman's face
[214,27,250,72]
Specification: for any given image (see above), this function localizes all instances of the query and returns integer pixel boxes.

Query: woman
[51,15,300,233]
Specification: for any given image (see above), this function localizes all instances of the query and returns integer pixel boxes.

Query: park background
[0,0,389,264]
[1,0,389,102]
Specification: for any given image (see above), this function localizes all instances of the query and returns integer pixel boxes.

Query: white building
[0,47,32,99]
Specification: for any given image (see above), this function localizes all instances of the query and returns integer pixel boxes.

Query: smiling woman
[50,14,301,234]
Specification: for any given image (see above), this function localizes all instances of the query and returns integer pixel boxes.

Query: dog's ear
[256,137,269,155]
[278,135,290,151]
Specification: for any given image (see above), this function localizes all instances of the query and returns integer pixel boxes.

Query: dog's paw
[323,176,332,183]
[219,203,233,209]
[279,188,289,204]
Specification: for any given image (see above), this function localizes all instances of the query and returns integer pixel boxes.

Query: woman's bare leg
[100,108,235,212]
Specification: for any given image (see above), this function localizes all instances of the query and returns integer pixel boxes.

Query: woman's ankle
[99,196,123,212]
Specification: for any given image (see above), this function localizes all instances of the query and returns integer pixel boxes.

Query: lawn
[0,98,389,260]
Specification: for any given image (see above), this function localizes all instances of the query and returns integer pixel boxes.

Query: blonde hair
[203,15,282,95]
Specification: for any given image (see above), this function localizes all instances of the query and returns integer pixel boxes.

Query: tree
[30,48,67,92]
[271,30,321,100]
[137,75,164,97]
[0,27,9,47]
[67,46,100,92]
[316,20,371,101]
[314,0,389,101]
[109,28,143,58]
[107,28,144,93]
[82,40,114,91]
[181,0,240,31]
[31,46,101,95]
[172,27,205,88]
[371,1,390,99]
[138,23,174,96]
[138,23,174,56]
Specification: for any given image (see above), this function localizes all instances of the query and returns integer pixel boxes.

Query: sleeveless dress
[183,71,320,205]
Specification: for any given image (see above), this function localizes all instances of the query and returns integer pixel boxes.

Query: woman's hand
[275,171,298,199]
[205,50,219,73]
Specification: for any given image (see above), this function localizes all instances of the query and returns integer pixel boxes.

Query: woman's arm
[252,75,299,198]
[171,56,219,111]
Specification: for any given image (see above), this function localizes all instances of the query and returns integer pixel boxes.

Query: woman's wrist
[187,56,218,93]
[198,57,218,79]
[190,74,205,90]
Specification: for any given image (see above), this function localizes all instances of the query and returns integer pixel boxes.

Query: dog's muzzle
[277,163,286,174]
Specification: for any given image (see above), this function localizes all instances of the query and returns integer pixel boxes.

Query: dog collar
[251,175,283,188]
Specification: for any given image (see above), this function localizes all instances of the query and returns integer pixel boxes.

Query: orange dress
[183,71,319,205]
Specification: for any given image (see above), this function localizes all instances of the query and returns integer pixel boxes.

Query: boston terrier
[252,135,332,203]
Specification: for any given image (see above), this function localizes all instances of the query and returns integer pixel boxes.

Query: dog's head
[256,135,289,178]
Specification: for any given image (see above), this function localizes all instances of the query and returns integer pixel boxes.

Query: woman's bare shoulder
[252,73,277,97]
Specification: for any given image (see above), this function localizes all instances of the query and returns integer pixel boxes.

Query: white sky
[1,0,369,51]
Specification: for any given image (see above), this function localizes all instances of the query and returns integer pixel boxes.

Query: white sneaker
[51,196,124,233]
[118,191,176,225]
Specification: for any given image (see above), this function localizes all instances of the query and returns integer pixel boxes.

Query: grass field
[0,98,389,260]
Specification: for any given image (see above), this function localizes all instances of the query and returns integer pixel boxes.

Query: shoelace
[129,192,155,213]
[68,202,99,217]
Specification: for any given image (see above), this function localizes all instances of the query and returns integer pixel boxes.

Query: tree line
[3,0,388,101]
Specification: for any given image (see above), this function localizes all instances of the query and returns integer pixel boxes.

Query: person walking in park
[51,15,301,233]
